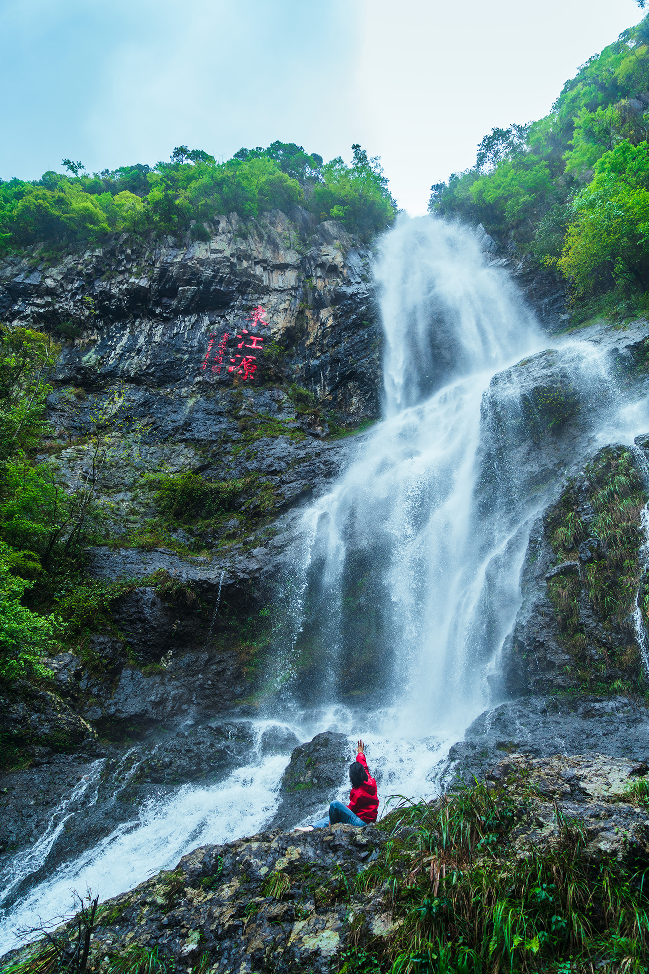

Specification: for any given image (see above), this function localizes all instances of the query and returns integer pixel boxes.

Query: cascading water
[4,214,649,957]
[274,216,544,736]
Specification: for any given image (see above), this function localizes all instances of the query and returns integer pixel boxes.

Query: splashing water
[0,726,291,955]
[0,761,104,908]
[5,214,649,957]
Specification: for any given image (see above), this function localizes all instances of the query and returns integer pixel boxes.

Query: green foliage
[0,326,145,688]
[0,325,59,460]
[152,470,255,521]
[287,382,317,414]
[623,776,649,806]
[367,779,649,974]
[262,870,291,899]
[309,145,397,241]
[0,540,58,682]
[339,946,384,974]
[107,945,168,974]
[469,155,554,228]
[234,140,323,180]
[1,943,61,974]
[558,140,649,298]
[430,16,649,312]
[0,142,395,251]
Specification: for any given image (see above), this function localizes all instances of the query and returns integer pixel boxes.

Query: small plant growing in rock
[262,870,291,899]
[106,945,167,973]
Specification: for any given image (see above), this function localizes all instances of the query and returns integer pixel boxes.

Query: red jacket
[347,751,379,823]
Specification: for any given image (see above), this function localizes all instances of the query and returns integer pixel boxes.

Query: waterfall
[5,215,649,958]
[631,444,649,676]
[275,216,544,735]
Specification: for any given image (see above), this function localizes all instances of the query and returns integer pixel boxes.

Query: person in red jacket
[306,739,379,829]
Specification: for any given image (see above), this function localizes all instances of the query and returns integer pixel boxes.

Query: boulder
[270,731,352,829]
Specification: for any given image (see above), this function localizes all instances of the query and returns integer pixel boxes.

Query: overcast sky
[0,0,644,214]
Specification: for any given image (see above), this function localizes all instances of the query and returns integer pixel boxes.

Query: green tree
[476,124,529,173]
[0,325,59,460]
[61,158,85,176]
[558,140,649,297]
[308,144,396,240]
[0,540,59,682]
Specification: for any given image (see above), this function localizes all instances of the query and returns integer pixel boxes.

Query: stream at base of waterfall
[3,214,649,957]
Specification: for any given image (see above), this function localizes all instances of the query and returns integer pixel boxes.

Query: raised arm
[356,739,369,771]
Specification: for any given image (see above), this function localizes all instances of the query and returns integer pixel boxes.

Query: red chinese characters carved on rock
[201,332,230,374]
[228,304,269,380]
[200,305,268,382]
[247,305,268,328]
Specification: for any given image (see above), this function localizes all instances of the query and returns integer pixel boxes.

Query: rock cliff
[0,212,380,755]
[4,211,649,969]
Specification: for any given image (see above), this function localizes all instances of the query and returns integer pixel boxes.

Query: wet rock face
[479,318,649,511]
[271,731,353,830]
[0,213,382,751]
[0,682,96,761]
[447,694,649,785]
[501,441,648,697]
[507,254,568,331]
[475,319,649,700]
[0,212,382,421]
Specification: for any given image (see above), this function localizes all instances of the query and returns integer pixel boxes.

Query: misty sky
[0,0,645,214]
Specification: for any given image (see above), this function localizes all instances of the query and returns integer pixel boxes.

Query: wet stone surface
[7,750,649,971]
[271,731,352,830]
[447,694,649,785]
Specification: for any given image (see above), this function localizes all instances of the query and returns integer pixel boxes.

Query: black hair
[349,760,368,789]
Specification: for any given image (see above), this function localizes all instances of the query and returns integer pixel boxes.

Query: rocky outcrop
[270,731,352,830]
[474,317,649,702]
[7,749,649,972]
[499,440,648,698]
[0,682,96,762]
[0,214,382,755]
[0,212,381,420]
[478,318,649,515]
[508,254,568,331]
[447,694,649,785]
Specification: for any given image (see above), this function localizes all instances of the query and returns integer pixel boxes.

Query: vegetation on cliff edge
[0,142,396,250]
[430,16,649,319]
[545,446,647,692]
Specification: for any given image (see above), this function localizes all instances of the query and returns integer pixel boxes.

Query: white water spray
[279,217,544,735]
[206,570,225,643]
[5,215,649,958]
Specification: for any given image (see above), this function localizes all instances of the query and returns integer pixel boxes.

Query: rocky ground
[6,747,649,973]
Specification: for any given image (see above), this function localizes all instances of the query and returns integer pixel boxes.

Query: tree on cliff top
[0,141,396,252]
[430,14,649,315]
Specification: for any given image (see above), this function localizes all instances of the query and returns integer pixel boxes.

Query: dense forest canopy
[430,16,649,317]
[0,141,397,250]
